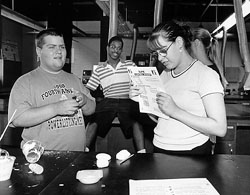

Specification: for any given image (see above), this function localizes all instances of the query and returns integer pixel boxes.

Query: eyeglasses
[154,42,174,57]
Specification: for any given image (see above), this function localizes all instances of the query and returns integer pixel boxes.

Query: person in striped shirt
[85,36,145,153]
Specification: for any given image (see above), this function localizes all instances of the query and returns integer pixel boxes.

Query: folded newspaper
[127,66,169,120]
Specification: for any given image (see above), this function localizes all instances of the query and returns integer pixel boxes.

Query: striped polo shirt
[86,60,135,99]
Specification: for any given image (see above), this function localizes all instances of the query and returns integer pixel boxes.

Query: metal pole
[109,0,118,40]
[234,0,250,90]
[153,0,164,27]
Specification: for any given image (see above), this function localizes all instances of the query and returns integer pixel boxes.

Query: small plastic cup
[22,140,44,163]
[0,149,16,181]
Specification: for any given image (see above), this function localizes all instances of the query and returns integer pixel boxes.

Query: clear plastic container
[0,149,16,181]
[22,140,44,163]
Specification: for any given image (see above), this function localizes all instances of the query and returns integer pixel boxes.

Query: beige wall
[2,18,249,91]
[71,35,247,90]
[71,37,149,79]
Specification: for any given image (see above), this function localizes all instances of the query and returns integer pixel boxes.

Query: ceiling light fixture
[212,0,250,38]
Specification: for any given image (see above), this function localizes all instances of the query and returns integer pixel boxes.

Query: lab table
[0,146,250,195]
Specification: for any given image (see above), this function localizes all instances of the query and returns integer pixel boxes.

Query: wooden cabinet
[236,125,250,154]
[215,122,236,154]
[215,102,250,155]
[215,120,250,155]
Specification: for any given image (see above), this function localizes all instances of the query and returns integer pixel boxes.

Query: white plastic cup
[22,140,44,163]
[96,153,111,168]
[0,149,16,181]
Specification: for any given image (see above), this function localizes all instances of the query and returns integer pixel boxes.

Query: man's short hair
[36,28,64,48]
[108,36,123,48]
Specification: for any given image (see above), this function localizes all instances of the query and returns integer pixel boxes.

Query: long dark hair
[191,27,228,88]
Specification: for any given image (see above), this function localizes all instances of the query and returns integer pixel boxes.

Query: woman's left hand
[156,92,178,117]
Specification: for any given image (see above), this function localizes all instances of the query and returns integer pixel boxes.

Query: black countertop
[1,146,250,195]
[224,94,250,103]
[226,103,250,121]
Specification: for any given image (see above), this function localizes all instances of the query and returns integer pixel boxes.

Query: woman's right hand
[129,85,142,102]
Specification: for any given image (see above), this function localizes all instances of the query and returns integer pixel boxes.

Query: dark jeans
[90,98,140,138]
[153,140,212,155]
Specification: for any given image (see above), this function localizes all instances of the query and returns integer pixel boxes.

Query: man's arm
[80,96,96,116]
[74,82,97,116]
[11,99,81,127]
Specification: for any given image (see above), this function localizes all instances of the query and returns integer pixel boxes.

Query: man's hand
[54,99,80,116]
[72,90,88,108]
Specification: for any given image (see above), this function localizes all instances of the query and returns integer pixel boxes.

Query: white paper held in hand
[127,67,169,120]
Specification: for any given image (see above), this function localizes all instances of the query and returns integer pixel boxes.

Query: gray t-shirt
[8,67,93,151]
